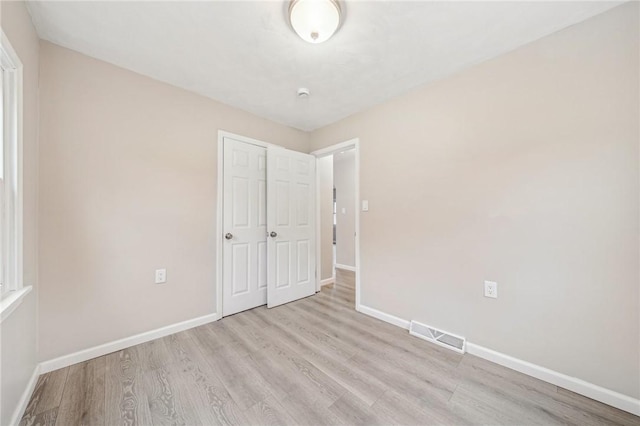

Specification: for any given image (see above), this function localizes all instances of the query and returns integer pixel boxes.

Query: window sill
[0,286,33,324]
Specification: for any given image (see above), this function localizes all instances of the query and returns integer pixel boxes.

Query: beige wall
[0,1,40,424]
[334,149,356,268]
[38,42,308,362]
[310,3,639,399]
[318,155,334,281]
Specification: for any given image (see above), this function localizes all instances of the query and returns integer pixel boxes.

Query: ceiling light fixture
[289,0,341,44]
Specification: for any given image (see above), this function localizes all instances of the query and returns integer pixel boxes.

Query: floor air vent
[409,320,466,354]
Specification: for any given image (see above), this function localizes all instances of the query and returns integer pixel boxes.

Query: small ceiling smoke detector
[297,87,310,98]
[289,0,341,44]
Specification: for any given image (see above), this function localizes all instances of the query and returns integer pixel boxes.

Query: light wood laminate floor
[21,269,639,426]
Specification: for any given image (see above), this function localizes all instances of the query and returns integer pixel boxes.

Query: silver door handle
[270,231,277,238]
[225,233,233,240]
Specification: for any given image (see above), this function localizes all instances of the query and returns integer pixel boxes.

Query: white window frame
[0,29,29,323]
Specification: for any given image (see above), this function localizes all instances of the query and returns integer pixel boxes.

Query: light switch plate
[362,200,369,211]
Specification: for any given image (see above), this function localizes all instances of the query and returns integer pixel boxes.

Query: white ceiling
[26,1,622,131]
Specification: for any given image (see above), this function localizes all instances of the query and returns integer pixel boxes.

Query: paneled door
[266,147,316,308]
[222,137,268,316]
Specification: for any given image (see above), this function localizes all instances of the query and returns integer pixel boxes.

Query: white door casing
[267,147,316,308]
[311,138,360,307]
[222,137,268,316]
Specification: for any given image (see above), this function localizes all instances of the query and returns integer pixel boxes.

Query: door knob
[225,233,233,240]
[270,231,277,238]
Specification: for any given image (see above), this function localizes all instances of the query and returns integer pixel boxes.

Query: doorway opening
[312,139,360,311]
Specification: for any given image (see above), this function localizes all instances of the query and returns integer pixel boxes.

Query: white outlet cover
[484,280,498,298]
[155,269,167,284]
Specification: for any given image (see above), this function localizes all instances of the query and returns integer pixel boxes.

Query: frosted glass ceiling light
[289,0,341,44]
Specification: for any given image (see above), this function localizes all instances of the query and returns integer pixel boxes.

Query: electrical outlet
[484,280,497,298]
[155,269,167,284]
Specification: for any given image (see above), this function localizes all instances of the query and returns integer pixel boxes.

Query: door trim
[311,138,361,310]
[216,131,280,318]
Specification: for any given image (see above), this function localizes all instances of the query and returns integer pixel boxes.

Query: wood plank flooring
[21,269,640,425]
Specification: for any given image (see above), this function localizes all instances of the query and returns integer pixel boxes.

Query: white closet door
[266,147,316,308]
[222,138,267,316]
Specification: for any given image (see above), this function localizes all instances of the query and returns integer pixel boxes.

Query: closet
[222,136,316,316]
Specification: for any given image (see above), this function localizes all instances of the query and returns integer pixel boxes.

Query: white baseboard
[320,277,335,287]
[9,364,40,426]
[356,304,640,416]
[25,301,640,418]
[466,343,640,416]
[335,263,356,272]
[40,312,220,374]
[357,303,410,330]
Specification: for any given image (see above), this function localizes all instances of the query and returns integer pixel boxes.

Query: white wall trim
[320,277,335,287]
[0,285,32,324]
[357,303,640,416]
[311,139,359,157]
[357,303,410,330]
[314,155,324,292]
[1,29,25,300]
[8,364,40,426]
[40,312,219,374]
[216,132,225,319]
[312,138,361,307]
[335,263,356,272]
[465,343,640,416]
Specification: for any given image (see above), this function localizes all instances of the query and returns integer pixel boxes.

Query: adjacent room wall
[333,149,356,268]
[0,1,40,425]
[318,155,334,281]
[38,42,309,362]
[310,3,639,399]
